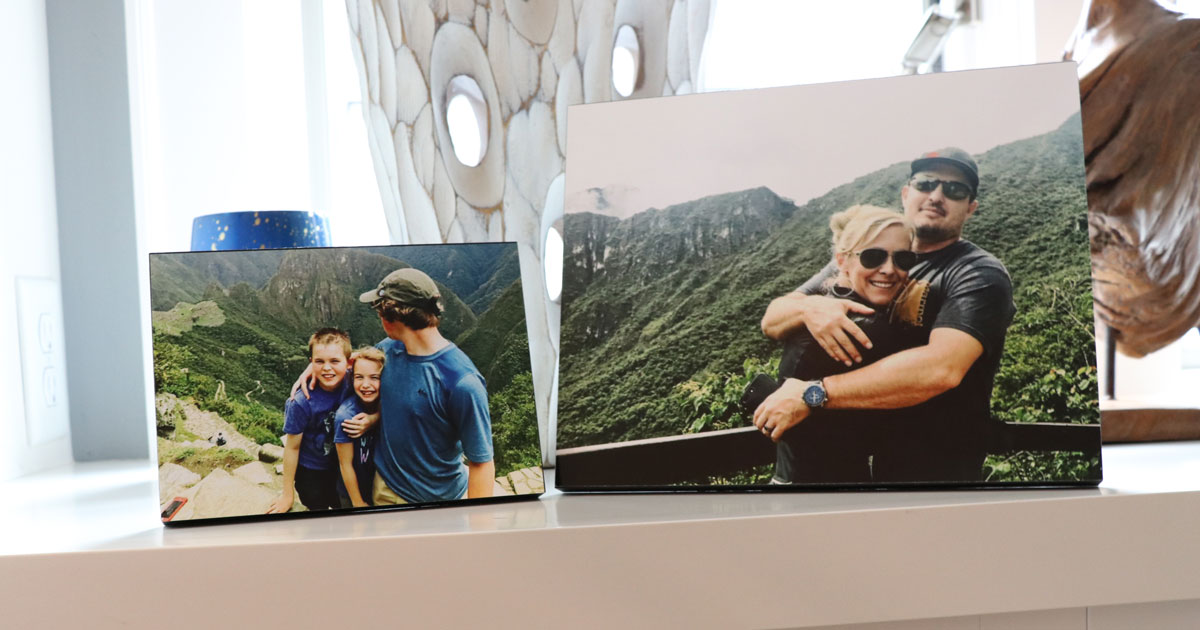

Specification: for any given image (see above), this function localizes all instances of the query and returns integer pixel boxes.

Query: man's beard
[915,223,958,244]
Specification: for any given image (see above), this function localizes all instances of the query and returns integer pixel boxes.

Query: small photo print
[151,243,543,523]
[556,62,1100,489]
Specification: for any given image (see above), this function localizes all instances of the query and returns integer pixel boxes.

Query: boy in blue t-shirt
[267,328,352,513]
[333,346,384,508]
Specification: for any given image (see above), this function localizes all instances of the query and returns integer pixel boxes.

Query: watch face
[803,384,826,407]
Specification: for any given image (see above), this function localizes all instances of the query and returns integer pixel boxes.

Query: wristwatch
[802,380,828,409]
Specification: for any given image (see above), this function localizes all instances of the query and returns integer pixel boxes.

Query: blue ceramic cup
[191,211,332,251]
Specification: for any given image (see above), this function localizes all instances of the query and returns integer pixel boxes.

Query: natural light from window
[447,95,483,166]
[444,74,488,167]
[321,0,389,246]
[544,224,563,302]
[611,24,640,97]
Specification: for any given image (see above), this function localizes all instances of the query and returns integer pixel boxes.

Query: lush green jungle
[151,245,538,477]
[558,114,1099,482]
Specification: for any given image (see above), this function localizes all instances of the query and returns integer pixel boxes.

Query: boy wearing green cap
[358,268,495,503]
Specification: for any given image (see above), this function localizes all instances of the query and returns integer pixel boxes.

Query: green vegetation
[157,438,255,477]
[151,300,226,336]
[675,356,780,434]
[463,246,521,313]
[675,464,776,486]
[984,451,1100,482]
[152,321,297,445]
[490,372,542,477]
[457,280,531,393]
[204,396,287,446]
[991,274,1099,424]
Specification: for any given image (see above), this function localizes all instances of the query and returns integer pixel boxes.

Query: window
[318,0,388,246]
[130,0,386,253]
[1182,328,1200,370]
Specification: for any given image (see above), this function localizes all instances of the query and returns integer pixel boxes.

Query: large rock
[233,461,274,486]
[494,466,546,496]
[525,468,545,493]
[155,394,184,436]
[158,462,201,504]
[259,443,285,463]
[171,469,278,521]
[506,466,545,495]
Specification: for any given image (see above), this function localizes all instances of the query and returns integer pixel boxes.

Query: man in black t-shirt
[756,147,1015,481]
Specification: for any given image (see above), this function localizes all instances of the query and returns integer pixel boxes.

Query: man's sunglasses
[854,248,918,272]
[910,176,973,201]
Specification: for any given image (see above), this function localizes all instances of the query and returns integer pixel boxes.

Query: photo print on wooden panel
[556,62,1101,490]
[151,243,543,524]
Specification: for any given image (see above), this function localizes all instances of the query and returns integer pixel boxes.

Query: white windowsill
[2,441,1199,628]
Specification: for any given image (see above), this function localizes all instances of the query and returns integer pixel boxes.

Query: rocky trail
[157,393,544,521]
[157,393,287,520]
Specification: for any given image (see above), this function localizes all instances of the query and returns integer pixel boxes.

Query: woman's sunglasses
[854,248,917,272]
[910,176,973,201]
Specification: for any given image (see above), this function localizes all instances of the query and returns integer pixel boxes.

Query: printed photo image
[556,62,1101,489]
[152,243,542,523]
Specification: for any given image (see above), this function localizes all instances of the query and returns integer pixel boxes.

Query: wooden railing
[555,422,1101,487]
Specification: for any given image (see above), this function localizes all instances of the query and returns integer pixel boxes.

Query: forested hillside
[558,114,1096,453]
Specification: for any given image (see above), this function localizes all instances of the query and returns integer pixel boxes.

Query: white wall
[0,0,74,480]
[941,0,1036,71]
[1034,0,1084,62]
[1101,328,1200,406]
[939,0,1086,70]
[46,0,150,462]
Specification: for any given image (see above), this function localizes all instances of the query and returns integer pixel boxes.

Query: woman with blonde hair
[772,204,927,484]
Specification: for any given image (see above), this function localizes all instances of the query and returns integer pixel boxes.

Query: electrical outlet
[16,277,69,446]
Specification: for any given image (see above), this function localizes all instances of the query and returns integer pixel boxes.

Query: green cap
[359,268,443,314]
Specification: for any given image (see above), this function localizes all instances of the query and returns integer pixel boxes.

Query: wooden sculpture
[1066,0,1200,357]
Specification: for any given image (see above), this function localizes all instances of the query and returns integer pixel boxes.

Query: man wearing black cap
[356,268,495,502]
[756,147,1015,481]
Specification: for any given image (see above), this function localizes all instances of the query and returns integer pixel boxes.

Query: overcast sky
[565,62,1082,219]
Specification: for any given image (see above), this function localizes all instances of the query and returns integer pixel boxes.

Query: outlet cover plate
[16,277,69,446]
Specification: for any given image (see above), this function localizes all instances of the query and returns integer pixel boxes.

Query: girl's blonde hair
[353,346,386,370]
[829,204,915,256]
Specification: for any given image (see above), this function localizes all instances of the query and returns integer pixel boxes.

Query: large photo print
[152,243,542,522]
[556,63,1101,489]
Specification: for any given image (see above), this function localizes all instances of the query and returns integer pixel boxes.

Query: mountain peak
[563,186,799,307]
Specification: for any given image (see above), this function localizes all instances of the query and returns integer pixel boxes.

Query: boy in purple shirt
[268,328,352,513]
